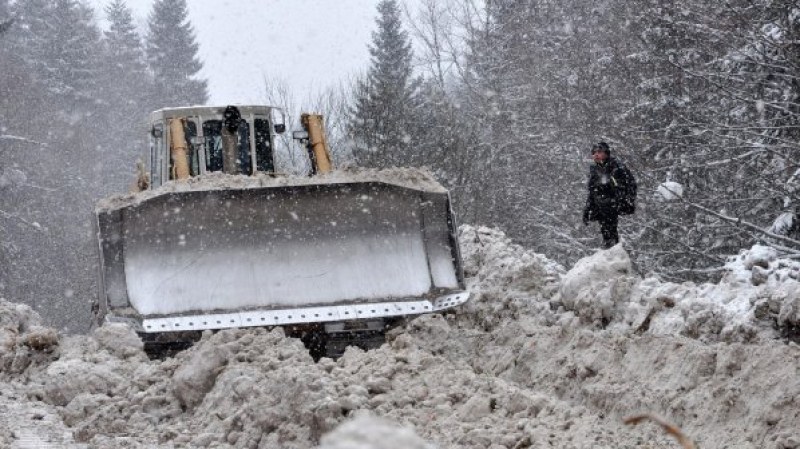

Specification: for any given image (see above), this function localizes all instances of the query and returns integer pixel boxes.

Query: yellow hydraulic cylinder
[168,118,190,180]
[301,113,333,175]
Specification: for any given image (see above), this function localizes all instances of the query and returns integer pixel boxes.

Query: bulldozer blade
[96,181,466,331]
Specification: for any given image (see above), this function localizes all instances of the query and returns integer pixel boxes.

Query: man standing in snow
[582,142,637,248]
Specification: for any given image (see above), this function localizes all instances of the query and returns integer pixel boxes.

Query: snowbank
[317,414,433,449]
[1,226,799,448]
[556,242,800,342]
[457,225,564,330]
[0,299,58,375]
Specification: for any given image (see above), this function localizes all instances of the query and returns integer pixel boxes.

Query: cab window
[186,121,199,176]
[203,120,223,172]
[255,118,274,173]
[203,120,252,174]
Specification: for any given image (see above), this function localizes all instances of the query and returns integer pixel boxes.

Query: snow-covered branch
[0,209,44,232]
[0,135,48,146]
[687,201,800,248]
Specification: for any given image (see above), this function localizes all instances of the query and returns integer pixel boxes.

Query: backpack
[615,164,637,215]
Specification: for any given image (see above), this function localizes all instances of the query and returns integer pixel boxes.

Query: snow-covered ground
[1,225,799,448]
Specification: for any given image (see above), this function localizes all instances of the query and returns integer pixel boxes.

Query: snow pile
[92,322,145,359]
[0,226,799,448]
[12,325,685,448]
[0,298,59,376]
[557,243,637,327]
[556,242,800,342]
[457,225,564,329]
[459,226,799,342]
[317,414,433,449]
[724,245,800,337]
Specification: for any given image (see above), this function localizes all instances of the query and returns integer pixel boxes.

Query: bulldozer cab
[148,105,284,187]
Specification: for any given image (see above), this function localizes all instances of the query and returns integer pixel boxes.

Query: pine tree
[12,0,102,103]
[146,0,208,107]
[98,0,152,190]
[3,0,106,332]
[350,0,420,167]
[2,0,47,138]
[103,0,149,96]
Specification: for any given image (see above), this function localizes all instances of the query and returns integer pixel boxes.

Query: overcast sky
[89,1,401,105]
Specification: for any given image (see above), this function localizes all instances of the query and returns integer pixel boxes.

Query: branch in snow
[624,414,695,449]
[0,209,44,232]
[688,201,800,249]
[0,135,48,146]
[644,174,800,250]
[20,182,58,193]
[768,212,794,236]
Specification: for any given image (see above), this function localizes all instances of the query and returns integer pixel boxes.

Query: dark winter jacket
[583,156,636,222]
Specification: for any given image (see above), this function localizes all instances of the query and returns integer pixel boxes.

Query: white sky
[89,0,404,104]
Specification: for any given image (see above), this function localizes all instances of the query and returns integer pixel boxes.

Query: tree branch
[0,135,48,146]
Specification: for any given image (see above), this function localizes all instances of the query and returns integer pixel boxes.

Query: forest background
[1,0,799,332]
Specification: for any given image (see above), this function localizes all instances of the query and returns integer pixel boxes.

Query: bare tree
[262,75,309,175]
[301,80,356,167]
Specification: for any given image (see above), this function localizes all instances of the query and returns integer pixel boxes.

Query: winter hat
[591,142,610,155]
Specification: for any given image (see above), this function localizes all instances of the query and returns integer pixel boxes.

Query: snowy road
[0,392,86,449]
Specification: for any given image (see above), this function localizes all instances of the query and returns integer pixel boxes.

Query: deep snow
[1,225,799,448]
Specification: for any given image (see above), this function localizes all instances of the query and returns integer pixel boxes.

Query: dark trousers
[598,213,619,248]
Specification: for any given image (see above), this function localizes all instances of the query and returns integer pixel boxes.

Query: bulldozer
[93,105,469,358]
